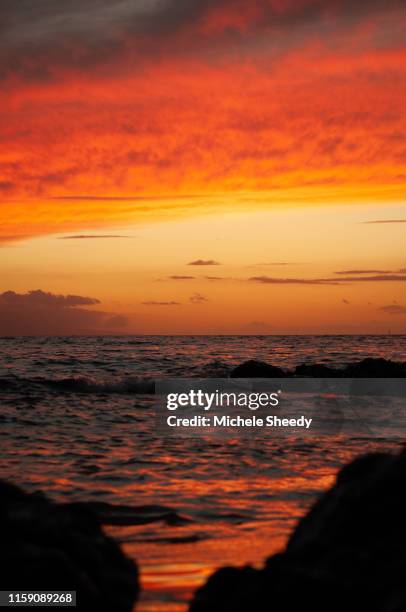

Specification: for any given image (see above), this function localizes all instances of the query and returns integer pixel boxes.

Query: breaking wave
[0,375,155,395]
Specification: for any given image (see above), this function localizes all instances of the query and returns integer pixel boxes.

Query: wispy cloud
[59,234,132,239]
[189,292,208,304]
[249,276,341,285]
[379,304,406,314]
[169,275,195,280]
[188,259,220,266]
[142,300,180,306]
[345,275,406,282]
[249,274,406,285]
[335,269,392,275]
[362,220,406,224]
[52,194,202,202]
[251,262,296,266]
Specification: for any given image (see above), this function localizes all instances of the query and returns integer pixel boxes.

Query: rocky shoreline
[229,357,406,378]
[1,447,405,611]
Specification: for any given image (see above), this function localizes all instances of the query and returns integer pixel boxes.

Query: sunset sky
[1,0,405,334]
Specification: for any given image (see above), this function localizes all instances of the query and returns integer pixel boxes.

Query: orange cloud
[0,1,405,242]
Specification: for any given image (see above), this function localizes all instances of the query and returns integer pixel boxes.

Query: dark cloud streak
[188,259,220,266]
[52,194,203,201]
[0,289,99,307]
[250,274,406,285]
[249,276,341,285]
[142,300,180,306]
[335,269,393,275]
[169,275,195,280]
[0,289,129,334]
[59,235,132,239]
[362,220,406,224]
[1,0,404,83]
[379,304,406,314]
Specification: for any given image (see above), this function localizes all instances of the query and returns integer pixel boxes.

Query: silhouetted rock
[229,357,406,379]
[342,357,406,377]
[190,450,406,612]
[0,481,139,611]
[294,363,341,377]
[230,360,287,378]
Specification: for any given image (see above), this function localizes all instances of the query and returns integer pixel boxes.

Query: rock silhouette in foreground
[230,357,406,378]
[190,449,406,612]
[0,481,139,611]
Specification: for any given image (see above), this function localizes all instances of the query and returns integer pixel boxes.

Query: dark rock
[230,358,406,379]
[0,481,139,611]
[230,360,287,378]
[190,450,406,612]
[294,363,341,377]
[342,357,406,377]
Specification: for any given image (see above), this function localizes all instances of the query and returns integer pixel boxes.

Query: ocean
[0,335,405,610]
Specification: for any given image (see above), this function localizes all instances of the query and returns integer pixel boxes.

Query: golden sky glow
[0,0,405,333]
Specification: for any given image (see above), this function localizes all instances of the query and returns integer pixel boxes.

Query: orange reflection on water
[135,561,213,612]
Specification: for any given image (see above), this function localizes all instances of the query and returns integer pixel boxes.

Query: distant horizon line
[1,333,405,338]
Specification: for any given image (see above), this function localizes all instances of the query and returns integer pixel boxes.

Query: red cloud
[0,0,405,242]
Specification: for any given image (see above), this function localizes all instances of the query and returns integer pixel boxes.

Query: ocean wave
[0,375,155,395]
[75,500,192,526]
[1,357,405,398]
